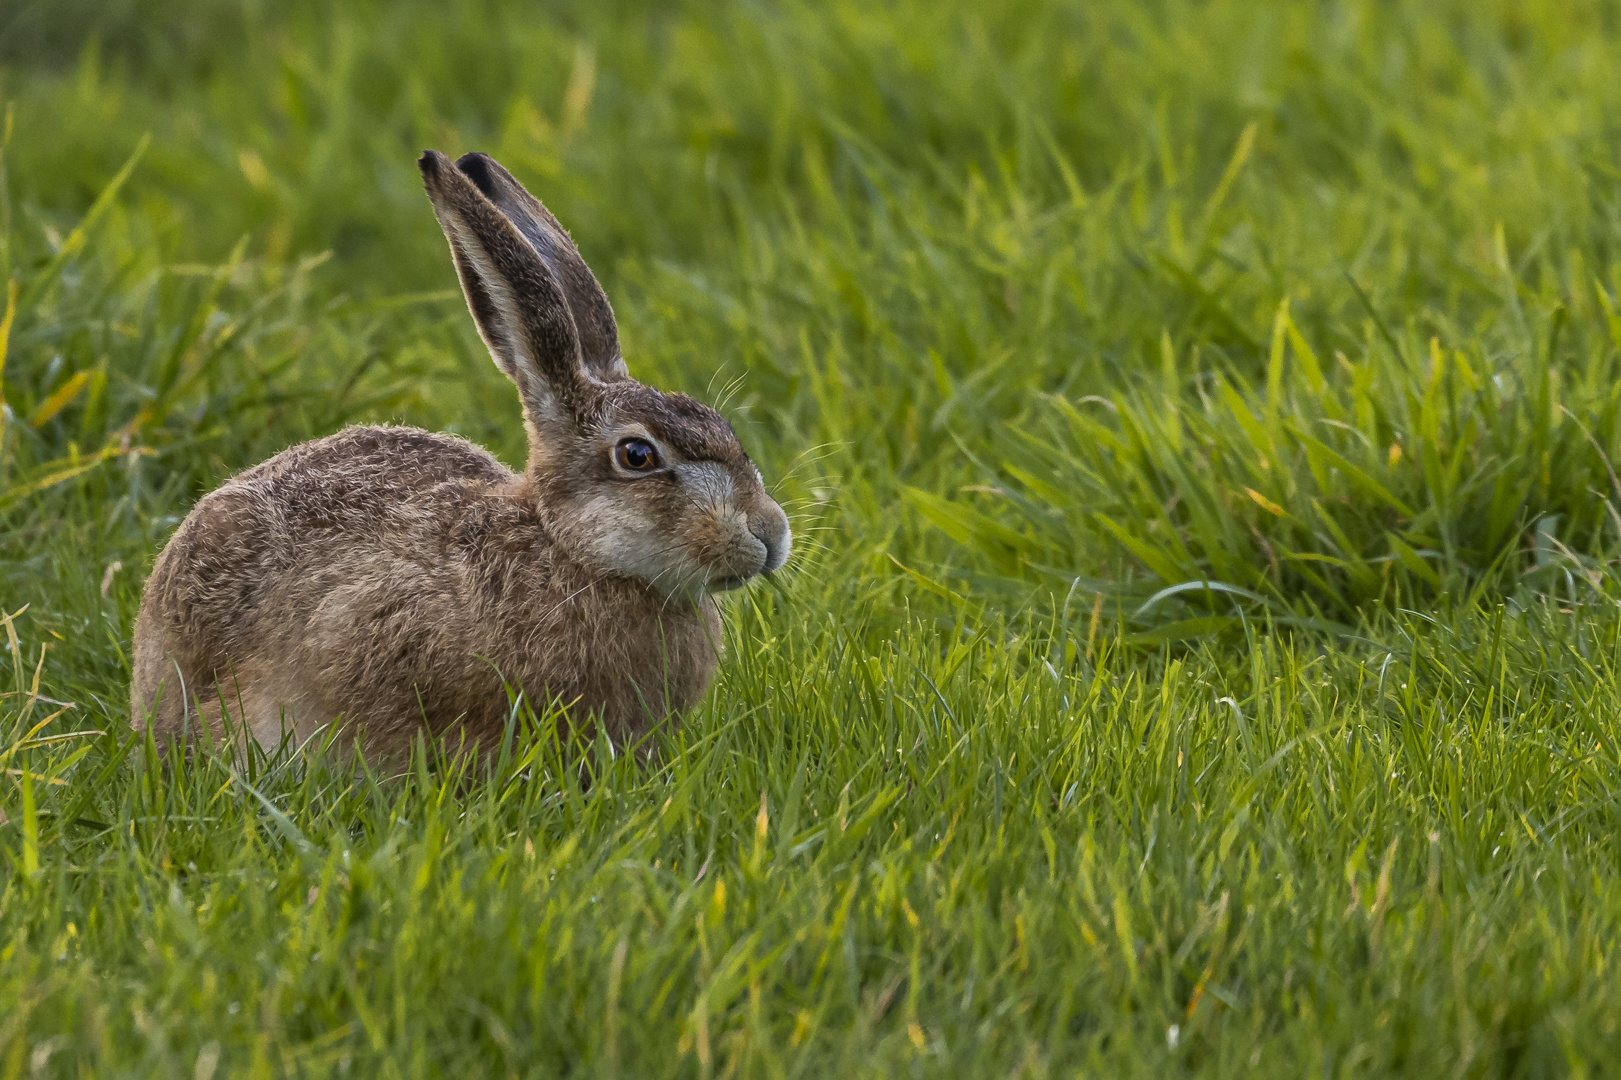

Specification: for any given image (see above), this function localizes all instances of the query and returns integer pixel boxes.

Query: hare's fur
[131,151,787,760]
[131,426,719,761]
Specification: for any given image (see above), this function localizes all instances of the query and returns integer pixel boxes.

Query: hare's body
[131,151,787,759]
[132,426,718,759]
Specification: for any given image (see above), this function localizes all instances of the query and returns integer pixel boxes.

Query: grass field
[4,0,1621,1074]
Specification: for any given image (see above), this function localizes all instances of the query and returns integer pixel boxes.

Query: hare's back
[133,425,536,738]
[147,424,521,630]
[196,423,518,560]
[231,424,514,507]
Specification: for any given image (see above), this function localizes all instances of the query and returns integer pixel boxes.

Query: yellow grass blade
[29,370,91,427]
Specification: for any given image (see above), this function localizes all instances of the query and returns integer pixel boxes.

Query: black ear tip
[417,150,445,179]
[455,153,502,198]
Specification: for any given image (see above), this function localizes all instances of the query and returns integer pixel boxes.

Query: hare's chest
[490,581,721,728]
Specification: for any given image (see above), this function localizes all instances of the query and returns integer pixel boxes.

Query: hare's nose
[750,506,791,575]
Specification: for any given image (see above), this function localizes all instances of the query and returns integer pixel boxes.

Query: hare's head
[419,150,790,595]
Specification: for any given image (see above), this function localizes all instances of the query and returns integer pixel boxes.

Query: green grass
[4,0,1621,1074]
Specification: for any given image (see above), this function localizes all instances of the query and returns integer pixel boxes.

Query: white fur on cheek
[565,465,776,594]
[570,494,699,592]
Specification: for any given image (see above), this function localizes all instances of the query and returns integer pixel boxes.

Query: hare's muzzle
[752,503,791,575]
[702,497,790,592]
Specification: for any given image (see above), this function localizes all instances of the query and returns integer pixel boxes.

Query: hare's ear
[418,150,588,425]
[454,152,627,382]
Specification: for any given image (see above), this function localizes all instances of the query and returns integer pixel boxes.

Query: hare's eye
[614,438,660,472]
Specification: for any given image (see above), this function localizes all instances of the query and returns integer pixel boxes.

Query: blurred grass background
[3,0,1621,1075]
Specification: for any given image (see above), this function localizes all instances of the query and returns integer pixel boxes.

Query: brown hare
[130,150,790,764]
